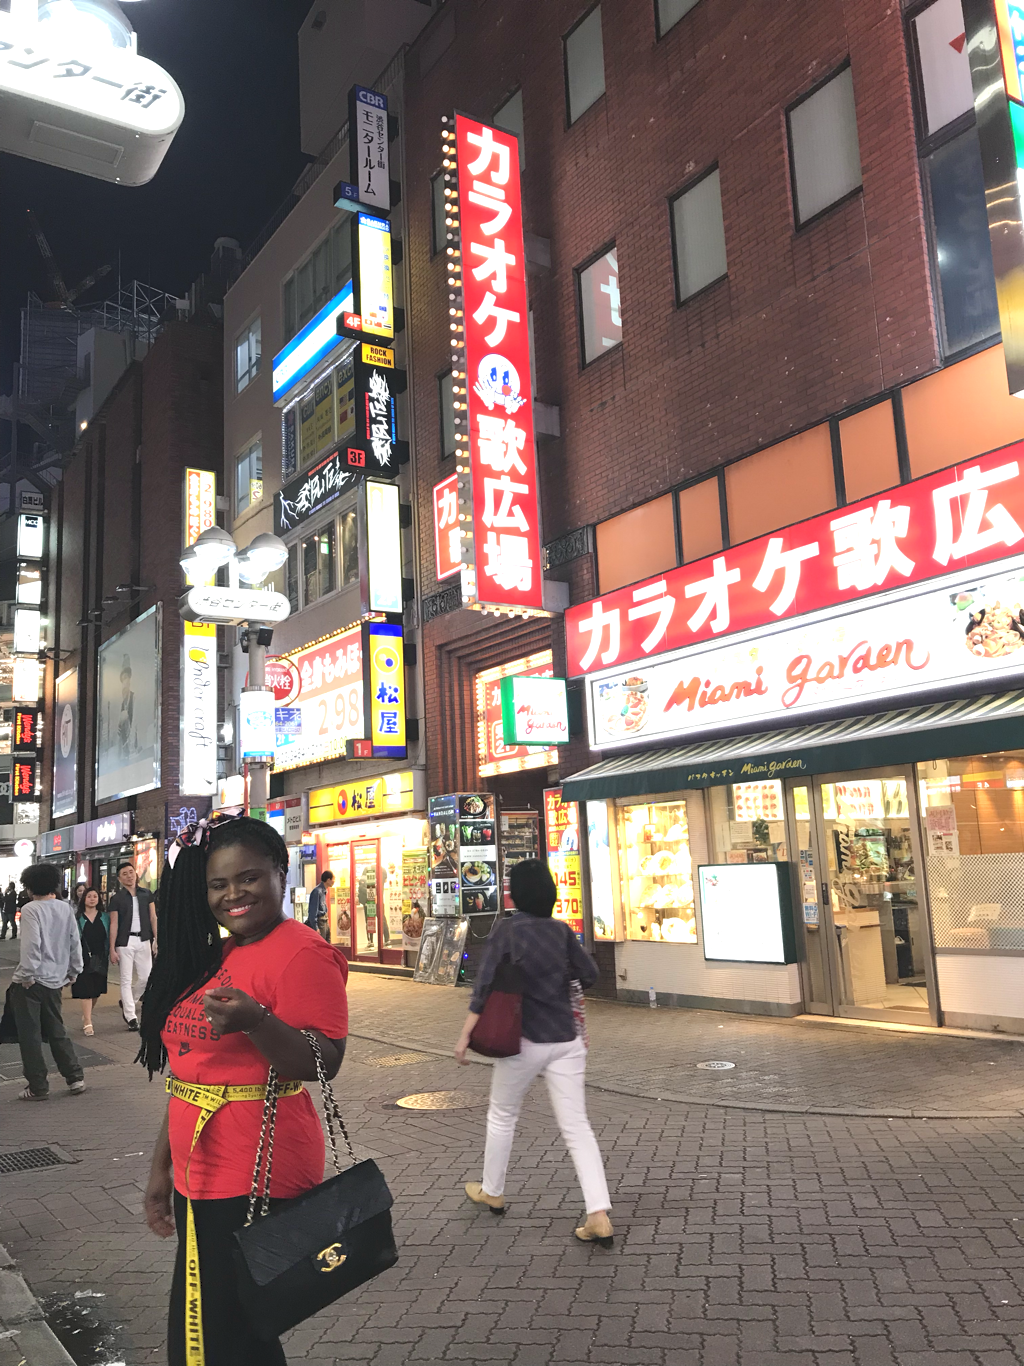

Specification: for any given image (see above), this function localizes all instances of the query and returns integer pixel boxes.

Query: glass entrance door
[787,767,938,1024]
[352,840,381,959]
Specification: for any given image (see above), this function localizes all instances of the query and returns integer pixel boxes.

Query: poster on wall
[52,666,78,819]
[402,849,428,950]
[544,788,585,943]
[96,606,161,803]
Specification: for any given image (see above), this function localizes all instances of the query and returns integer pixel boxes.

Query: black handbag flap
[234,1160,393,1287]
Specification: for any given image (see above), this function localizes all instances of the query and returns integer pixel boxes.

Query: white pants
[117,939,152,1022]
[481,1036,611,1214]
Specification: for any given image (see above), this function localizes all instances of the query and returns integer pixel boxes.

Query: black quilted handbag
[232,1032,398,1341]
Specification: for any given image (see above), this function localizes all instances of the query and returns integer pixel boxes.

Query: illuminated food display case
[615,799,697,943]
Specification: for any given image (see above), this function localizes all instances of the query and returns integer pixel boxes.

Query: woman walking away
[454,859,613,1247]
[137,813,349,1366]
[72,890,108,1035]
[1,880,17,939]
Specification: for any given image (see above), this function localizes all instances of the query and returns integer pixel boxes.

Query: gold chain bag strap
[232,1031,398,1341]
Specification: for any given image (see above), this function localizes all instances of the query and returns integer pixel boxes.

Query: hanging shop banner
[500,674,569,746]
[586,553,1024,749]
[52,667,78,819]
[183,468,216,551]
[349,85,390,213]
[567,444,1024,678]
[544,787,585,943]
[276,446,364,536]
[95,605,161,803]
[351,212,394,341]
[433,473,462,581]
[180,621,217,796]
[359,479,402,615]
[274,625,364,772]
[13,708,39,753]
[475,650,558,776]
[308,769,418,824]
[351,350,399,475]
[448,113,544,613]
[272,279,354,404]
[363,620,407,757]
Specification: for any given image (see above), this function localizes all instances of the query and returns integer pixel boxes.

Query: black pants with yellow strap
[169,1191,288,1366]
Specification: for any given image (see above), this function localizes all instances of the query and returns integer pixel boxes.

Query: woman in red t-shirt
[137,815,349,1366]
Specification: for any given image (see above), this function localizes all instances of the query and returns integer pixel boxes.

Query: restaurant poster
[544,787,585,943]
[402,849,427,950]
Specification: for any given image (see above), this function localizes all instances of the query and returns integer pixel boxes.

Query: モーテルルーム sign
[587,557,1024,748]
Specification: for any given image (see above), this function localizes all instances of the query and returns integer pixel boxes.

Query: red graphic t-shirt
[162,918,349,1200]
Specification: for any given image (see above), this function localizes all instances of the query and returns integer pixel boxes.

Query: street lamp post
[180,529,290,818]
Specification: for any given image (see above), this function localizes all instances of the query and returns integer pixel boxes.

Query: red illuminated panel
[433,473,461,581]
[452,114,543,612]
[13,708,38,750]
[567,442,1024,677]
[474,651,556,776]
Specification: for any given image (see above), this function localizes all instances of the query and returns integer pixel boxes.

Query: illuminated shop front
[563,443,1024,1033]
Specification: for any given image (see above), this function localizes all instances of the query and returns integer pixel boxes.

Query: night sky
[0,0,313,397]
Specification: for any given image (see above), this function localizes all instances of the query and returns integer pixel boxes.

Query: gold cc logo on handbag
[316,1243,347,1272]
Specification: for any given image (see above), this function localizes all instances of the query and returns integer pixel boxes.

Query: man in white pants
[107,862,157,1031]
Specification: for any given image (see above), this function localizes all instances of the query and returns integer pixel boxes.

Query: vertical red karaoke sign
[448,113,544,613]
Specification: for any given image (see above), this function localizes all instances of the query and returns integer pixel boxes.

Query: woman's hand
[202,987,265,1035]
[144,1168,175,1239]
[454,1030,472,1066]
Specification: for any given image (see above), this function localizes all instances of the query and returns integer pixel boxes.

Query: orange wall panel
[903,345,1024,479]
[678,478,723,563]
[595,494,676,593]
[839,400,900,504]
[724,424,836,546]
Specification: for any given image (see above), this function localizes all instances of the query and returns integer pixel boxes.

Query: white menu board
[697,863,795,964]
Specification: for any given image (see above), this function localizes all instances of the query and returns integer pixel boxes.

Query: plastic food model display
[618,801,697,942]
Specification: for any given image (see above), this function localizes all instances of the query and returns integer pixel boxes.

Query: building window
[282,225,354,342]
[235,317,261,393]
[577,245,622,364]
[431,170,446,256]
[286,543,299,614]
[564,5,605,126]
[339,507,358,586]
[787,63,863,226]
[439,371,456,458]
[671,166,727,303]
[908,0,999,357]
[656,0,699,37]
[302,522,337,605]
[494,87,525,168]
[235,439,262,514]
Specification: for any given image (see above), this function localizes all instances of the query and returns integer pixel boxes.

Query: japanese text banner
[455,113,544,611]
[567,444,1024,676]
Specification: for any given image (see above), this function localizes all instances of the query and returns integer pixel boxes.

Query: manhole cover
[394,1091,484,1110]
[0,1146,66,1174]
[365,1052,433,1069]
[696,1061,736,1071]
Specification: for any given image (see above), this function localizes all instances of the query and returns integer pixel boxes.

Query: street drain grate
[696,1061,736,1071]
[0,1146,66,1174]
[393,1091,485,1110]
[365,1052,434,1068]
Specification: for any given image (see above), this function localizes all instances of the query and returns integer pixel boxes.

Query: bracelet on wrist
[243,1002,271,1035]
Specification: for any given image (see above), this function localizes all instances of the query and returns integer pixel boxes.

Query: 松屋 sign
[568,446,1024,677]
[180,622,217,795]
[445,113,544,614]
[0,10,184,186]
[587,554,1024,749]
[500,674,569,746]
[433,473,462,580]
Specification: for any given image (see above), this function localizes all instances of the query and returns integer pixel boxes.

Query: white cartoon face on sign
[474,354,526,414]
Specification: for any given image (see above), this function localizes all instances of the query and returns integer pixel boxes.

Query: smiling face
[118,864,137,893]
[206,841,286,944]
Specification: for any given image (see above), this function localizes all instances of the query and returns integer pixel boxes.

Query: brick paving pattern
[3,947,1024,1364]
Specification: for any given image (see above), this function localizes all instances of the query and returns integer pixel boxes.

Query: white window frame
[286,500,360,612]
[281,221,353,343]
[577,243,622,366]
[494,87,525,169]
[564,4,605,127]
[655,0,700,38]
[235,316,261,394]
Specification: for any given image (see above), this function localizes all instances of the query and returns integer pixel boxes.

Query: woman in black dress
[72,890,108,1036]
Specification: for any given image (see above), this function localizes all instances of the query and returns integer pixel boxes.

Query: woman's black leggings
[169,1191,287,1366]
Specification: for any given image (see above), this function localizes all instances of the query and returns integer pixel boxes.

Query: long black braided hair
[136,817,290,1078]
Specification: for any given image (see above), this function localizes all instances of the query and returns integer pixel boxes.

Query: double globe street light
[179,528,291,815]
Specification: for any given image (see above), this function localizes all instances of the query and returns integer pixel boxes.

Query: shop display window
[615,799,696,942]
[920,750,1024,951]
[709,781,788,863]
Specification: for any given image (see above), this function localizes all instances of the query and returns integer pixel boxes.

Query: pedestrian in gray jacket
[9,862,85,1101]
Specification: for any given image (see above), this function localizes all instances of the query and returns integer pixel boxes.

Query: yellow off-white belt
[166,1077,304,1366]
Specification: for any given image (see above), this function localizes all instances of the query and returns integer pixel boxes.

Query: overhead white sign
[365,479,402,614]
[588,555,1024,748]
[184,586,290,626]
[180,622,217,796]
[0,12,184,185]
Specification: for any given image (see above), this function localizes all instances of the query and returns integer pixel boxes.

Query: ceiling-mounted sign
[272,279,354,403]
[433,473,462,581]
[500,674,569,746]
[0,10,185,186]
[446,113,544,615]
[350,85,390,212]
[567,445,1024,678]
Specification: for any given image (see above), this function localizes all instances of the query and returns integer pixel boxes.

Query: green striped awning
[559,690,1024,801]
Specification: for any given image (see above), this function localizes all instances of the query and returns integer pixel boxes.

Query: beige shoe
[574,1212,613,1247]
[464,1181,505,1216]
